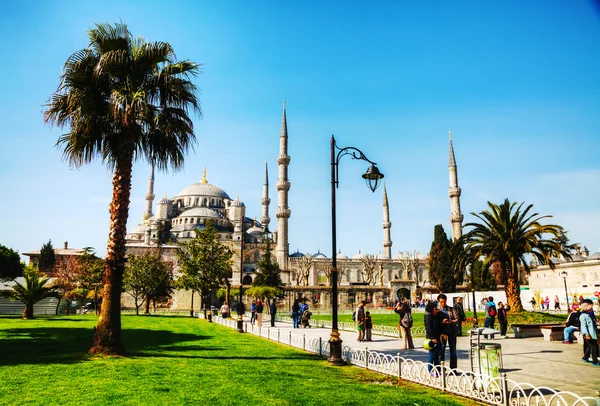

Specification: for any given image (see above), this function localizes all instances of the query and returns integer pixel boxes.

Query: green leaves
[0,244,24,281]
[3,266,53,318]
[124,249,173,313]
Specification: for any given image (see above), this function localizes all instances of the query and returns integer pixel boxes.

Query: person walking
[454,297,466,336]
[291,299,301,329]
[364,311,373,341]
[480,296,497,339]
[563,308,581,344]
[220,302,230,319]
[250,300,257,325]
[544,296,550,311]
[437,294,459,369]
[580,299,599,365]
[270,299,277,327]
[355,300,366,342]
[255,299,264,327]
[554,295,561,311]
[394,301,415,349]
[497,302,508,338]
[424,302,442,374]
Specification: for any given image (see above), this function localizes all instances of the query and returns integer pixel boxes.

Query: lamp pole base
[328,329,346,366]
[236,317,244,333]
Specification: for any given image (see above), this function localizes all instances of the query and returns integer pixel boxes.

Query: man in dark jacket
[424,302,445,373]
[270,299,277,327]
[438,294,459,369]
[563,309,581,344]
[454,297,466,336]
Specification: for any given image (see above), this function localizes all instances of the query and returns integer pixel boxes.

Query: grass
[310,310,567,329]
[0,315,476,406]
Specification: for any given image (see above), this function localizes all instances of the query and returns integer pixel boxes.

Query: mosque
[124,103,466,309]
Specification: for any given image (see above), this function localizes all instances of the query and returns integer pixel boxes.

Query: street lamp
[329,135,384,365]
[560,270,569,313]
[236,218,246,333]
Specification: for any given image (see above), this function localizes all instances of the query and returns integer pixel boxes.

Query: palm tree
[44,23,201,354]
[4,267,53,319]
[455,199,569,312]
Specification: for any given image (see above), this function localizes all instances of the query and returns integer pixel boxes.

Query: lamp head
[362,164,384,192]
[560,270,568,279]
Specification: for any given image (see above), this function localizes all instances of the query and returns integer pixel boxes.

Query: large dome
[175,182,230,199]
[179,207,222,219]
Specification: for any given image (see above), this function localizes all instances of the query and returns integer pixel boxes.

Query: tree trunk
[190,290,195,317]
[134,297,139,316]
[90,141,133,355]
[55,296,62,316]
[207,292,212,322]
[505,267,524,312]
[144,295,150,314]
[94,290,99,315]
[23,304,34,319]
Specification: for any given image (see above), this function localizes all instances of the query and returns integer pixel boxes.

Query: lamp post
[236,218,246,332]
[329,135,384,365]
[560,270,569,314]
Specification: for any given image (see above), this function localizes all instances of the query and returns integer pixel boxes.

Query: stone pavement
[258,320,600,399]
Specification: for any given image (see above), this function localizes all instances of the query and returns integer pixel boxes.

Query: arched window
[195,198,199,206]
[242,275,253,285]
[184,218,188,224]
[211,198,215,206]
[203,198,207,206]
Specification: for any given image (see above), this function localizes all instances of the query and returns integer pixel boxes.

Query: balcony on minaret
[261,197,271,205]
[384,240,393,247]
[448,186,461,197]
[276,181,291,192]
[383,221,391,229]
[277,154,290,166]
[276,207,291,218]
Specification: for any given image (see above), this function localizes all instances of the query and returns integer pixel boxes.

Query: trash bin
[472,343,502,390]
[211,306,218,317]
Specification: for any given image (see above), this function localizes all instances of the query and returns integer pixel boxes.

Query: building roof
[23,248,86,257]
[178,207,222,219]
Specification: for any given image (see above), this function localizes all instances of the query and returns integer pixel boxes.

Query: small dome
[352,252,368,259]
[246,226,263,235]
[158,196,170,205]
[336,252,348,259]
[313,250,327,259]
[128,223,148,235]
[290,251,305,258]
[587,251,600,260]
[178,207,222,219]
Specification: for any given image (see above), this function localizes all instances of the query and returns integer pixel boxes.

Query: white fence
[198,313,598,406]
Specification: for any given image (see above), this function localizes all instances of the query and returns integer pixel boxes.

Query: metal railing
[198,313,598,406]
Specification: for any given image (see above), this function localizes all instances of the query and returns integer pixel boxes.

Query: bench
[540,325,565,341]
[511,323,563,338]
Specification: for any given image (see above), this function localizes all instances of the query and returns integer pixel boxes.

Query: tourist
[220,302,229,319]
[364,311,373,341]
[395,301,414,349]
[255,299,264,327]
[355,300,366,342]
[270,299,277,327]
[250,300,257,325]
[291,299,301,328]
[497,302,508,338]
[554,295,561,310]
[529,297,537,310]
[424,302,442,374]
[437,294,459,369]
[454,297,466,336]
[480,296,497,339]
[563,307,581,344]
[544,296,550,311]
[579,299,599,365]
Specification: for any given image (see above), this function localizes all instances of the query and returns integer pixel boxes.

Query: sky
[0,1,599,261]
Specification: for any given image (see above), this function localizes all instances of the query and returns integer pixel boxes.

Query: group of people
[423,294,462,373]
[562,299,599,365]
[247,299,278,327]
[480,296,510,339]
[290,298,312,328]
[353,301,373,341]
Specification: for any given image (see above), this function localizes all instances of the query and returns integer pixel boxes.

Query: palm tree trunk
[23,303,34,319]
[90,142,133,355]
[505,265,524,312]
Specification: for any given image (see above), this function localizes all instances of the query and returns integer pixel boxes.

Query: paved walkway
[252,319,600,399]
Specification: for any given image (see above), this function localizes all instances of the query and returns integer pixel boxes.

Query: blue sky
[1,1,599,260]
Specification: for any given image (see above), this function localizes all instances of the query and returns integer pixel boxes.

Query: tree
[50,256,79,315]
[470,259,497,291]
[359,254,378,285]
[253,239,282,288]
[294,254,312,286]
[455,199,569,311]
[124,250,173,315]
[75,250,105,315]
[45,23,201,354]
[428,225,458,292]
[0,244,24,281]
[245,286,282,305]
[3,266,53,319]
[39,240,56,273]
[176,223,232,321]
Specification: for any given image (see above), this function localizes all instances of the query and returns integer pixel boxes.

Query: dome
[587,251,600,260]
[336,252,348,259]
[352,252,368,259]
[313,250,327,259]
[178,207,222,219]
[247,226,263,235]
[129,223,148,235]
[290,251,304,258]
[175,182,230,199]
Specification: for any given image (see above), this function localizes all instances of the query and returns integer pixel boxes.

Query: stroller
[301,310,311,328]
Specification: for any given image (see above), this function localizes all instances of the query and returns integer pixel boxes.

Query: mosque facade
[124,104,467,309]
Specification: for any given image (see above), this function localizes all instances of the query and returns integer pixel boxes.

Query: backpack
[488,304,497,317]
[401,312,413,328]
[566,311,581,328]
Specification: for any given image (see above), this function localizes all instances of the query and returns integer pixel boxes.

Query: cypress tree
[428,225,455,292]
[39,240,56,273]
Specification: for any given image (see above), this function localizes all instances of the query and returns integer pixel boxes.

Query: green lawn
[0,315,474,406]
[310,310,567,329]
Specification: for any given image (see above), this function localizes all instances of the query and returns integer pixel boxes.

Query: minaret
[448,132,464,241]
[382,183,392,259]
[276,100,291,270]
[143,164,155,223]
[260,158,271,230]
